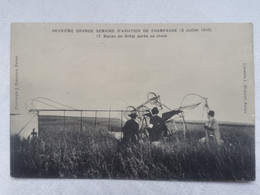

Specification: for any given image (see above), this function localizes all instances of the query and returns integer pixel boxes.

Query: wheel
[147,92,163,110]
[136,105,150,118]
[147,92,158,105]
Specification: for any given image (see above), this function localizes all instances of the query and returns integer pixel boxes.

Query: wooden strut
[63,111,66,131]
[121,111,123,138]
[108,107,111,132]
[95,111,97,127]
[80,111,83,133]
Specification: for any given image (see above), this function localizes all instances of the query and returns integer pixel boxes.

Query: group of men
[121,107,222,146]
[121,107,166,144]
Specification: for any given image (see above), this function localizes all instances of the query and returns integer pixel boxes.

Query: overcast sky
[10,23,254,124]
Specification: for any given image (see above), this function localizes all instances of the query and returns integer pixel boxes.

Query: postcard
[10,23,255,181]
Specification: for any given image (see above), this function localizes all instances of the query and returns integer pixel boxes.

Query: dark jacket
[148,115,167,142]
[122,119,139,143]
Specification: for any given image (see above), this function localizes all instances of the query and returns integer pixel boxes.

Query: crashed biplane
[124,92,210,139]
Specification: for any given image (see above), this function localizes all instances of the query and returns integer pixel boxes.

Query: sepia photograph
[10,23,255,181]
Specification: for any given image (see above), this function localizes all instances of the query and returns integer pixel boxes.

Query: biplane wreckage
[124,92,210,139]
[15,92,210,140]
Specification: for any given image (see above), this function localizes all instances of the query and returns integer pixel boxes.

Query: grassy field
[11,117,255,181]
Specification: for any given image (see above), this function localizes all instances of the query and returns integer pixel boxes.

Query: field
[11,116,255,181]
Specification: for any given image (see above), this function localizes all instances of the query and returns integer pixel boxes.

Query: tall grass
[10,125,255,181]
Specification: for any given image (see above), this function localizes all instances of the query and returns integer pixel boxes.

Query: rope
[25,99,34,111]
[179,93,207,109]
[32,99,63,110]
[179,102,203,111]
[17,113,38,136]
[34,97,78,110]
[177,93,209,134]
[25,97,78,111]
[160,102,172,110]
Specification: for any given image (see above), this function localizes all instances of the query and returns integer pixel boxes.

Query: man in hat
[121,113,139,144]
[148,107,168,142]
[203,110,222,146]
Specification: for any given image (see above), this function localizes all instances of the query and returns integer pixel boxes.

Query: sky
[10,23,255,135]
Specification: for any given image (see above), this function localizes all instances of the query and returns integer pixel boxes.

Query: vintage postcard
[10,23,255,181]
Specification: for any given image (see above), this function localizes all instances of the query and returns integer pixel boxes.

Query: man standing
[121,113,139,144]
[203,110,222,146]
[148,107,168,142]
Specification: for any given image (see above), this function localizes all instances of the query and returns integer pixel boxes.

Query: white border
[1,0,259,194]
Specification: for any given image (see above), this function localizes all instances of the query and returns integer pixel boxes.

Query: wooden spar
[29,109,128,112]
